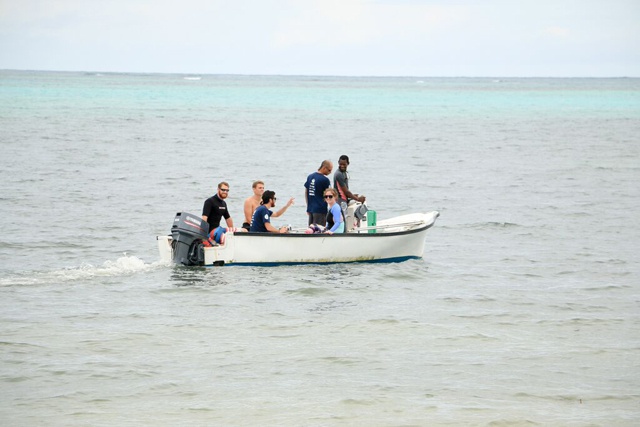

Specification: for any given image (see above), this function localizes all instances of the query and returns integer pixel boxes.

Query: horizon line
[1,68,638,79]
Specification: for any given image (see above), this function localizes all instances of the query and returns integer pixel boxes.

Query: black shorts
[308,212,326,226]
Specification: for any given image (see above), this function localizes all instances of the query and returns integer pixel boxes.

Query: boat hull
[157,211,439,266]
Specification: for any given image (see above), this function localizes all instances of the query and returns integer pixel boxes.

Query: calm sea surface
[1,70,639,426]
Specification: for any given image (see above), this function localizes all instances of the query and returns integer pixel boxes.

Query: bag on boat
[203,226,243,246]
[203,226,227,246]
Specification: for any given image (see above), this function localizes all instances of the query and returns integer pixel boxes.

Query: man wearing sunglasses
[249,190,292,233]
[202,181,235,233]
[304,160,333,226]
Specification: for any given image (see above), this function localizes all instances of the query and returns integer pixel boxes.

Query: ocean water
[0,70,639,426]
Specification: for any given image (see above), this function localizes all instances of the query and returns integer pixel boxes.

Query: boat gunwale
[235,220,435,238]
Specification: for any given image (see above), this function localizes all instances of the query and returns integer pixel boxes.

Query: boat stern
[157,235,173,263]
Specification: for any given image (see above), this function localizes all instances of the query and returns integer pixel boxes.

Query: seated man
[249,190,293,233]
[242,180,264,231]
[202,181,235,232]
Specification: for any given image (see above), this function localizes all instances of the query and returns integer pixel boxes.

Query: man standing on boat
[250,190,293,233]
[334,155,365,208]
[304,160,332,226]
[202,181,235,233]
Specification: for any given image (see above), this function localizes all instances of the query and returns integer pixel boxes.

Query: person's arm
[264,222,288,233]
[223,207,234,228]
[272,197,295,218]
[202,199,210,222]
[326,207,342,234]
[342,186,365,203]
[335,174,365,202]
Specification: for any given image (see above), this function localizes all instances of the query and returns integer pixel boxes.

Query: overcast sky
[1,0,638,77]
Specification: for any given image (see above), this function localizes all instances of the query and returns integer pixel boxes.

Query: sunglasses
[219,188,229,192]
[324,195,334,199]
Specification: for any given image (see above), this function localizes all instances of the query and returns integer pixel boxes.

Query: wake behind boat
[157,204,439,266]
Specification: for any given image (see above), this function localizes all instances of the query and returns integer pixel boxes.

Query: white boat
[157,206,439,266]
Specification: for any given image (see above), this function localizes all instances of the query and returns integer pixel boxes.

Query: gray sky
[1,0,638,76]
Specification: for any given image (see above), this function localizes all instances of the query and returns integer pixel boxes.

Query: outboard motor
[354,203,368,221]
[170,212,209,266]
[345,202,369,231]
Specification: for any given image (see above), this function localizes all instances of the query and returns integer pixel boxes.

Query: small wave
[512,392,635,403]
[484,221,521,228]
[583,283,631,291]
[462,222,522,229]
[0,255,169,287]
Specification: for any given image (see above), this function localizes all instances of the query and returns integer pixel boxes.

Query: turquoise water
[4,72,638,119]
[1,70,639,425]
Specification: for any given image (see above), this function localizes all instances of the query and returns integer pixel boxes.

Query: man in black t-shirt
[202,181,235,232]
